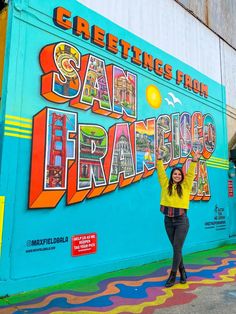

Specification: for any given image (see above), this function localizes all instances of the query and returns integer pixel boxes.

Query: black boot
[165,271,176,287]
[179,266,187,284]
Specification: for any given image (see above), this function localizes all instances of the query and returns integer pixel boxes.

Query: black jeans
[164,214,189,271]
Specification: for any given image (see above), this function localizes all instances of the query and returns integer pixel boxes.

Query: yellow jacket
[156,160,197,209]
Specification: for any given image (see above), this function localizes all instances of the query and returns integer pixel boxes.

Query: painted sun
[146,85,162,109]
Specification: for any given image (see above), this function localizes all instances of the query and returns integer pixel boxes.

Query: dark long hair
[168,167,184,198]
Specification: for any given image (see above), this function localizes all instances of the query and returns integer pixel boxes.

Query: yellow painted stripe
[208,161,229,166]
[207,157,228,162]
[5,120,32,129]
[4,126,32,134]
[206,163,229,170]
[5,114,32,123]
[0,196,5,256]
[4,132,32,139]
[206,159,229,165]
[206,161,229,167]
[206,159,227,164]
[209,157,228,161]
[209,156,228,162]
[205,156,229,169]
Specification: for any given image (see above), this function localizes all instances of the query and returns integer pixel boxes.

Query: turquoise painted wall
[0,0,232,295]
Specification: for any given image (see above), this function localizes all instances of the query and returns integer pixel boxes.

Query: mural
[29,39,217,208]
[0,0,229,296]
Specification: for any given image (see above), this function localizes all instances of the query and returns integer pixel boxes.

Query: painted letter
[107,65,137,122]
[29,108,77,208]
[156,114,171,166]
[70,55,112,115]
[106,123,135,188]
[40,42,81,103]
[134,118,155,180]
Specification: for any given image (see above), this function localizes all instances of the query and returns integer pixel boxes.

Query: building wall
[176,0,236,144]
[79,0,222,83]
[177,0,236,49]
[79,0,236,143]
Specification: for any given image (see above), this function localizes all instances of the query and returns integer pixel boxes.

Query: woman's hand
[192,150,201,162]
[156,148,162,160]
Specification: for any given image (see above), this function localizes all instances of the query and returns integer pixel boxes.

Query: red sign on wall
[228,180,234,197]
[72,233,97,256]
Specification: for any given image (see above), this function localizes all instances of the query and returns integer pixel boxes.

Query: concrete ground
[0,243,236,313]
[154,283,236,314]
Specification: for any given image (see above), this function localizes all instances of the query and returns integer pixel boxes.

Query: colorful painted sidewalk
[0,244,236,313]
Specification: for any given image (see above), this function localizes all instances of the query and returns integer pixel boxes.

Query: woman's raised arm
[156,149,168,187]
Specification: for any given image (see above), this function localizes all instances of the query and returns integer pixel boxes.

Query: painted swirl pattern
[1,246,236,314]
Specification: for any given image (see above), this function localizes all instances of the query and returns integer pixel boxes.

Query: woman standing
[156,149,201,287]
